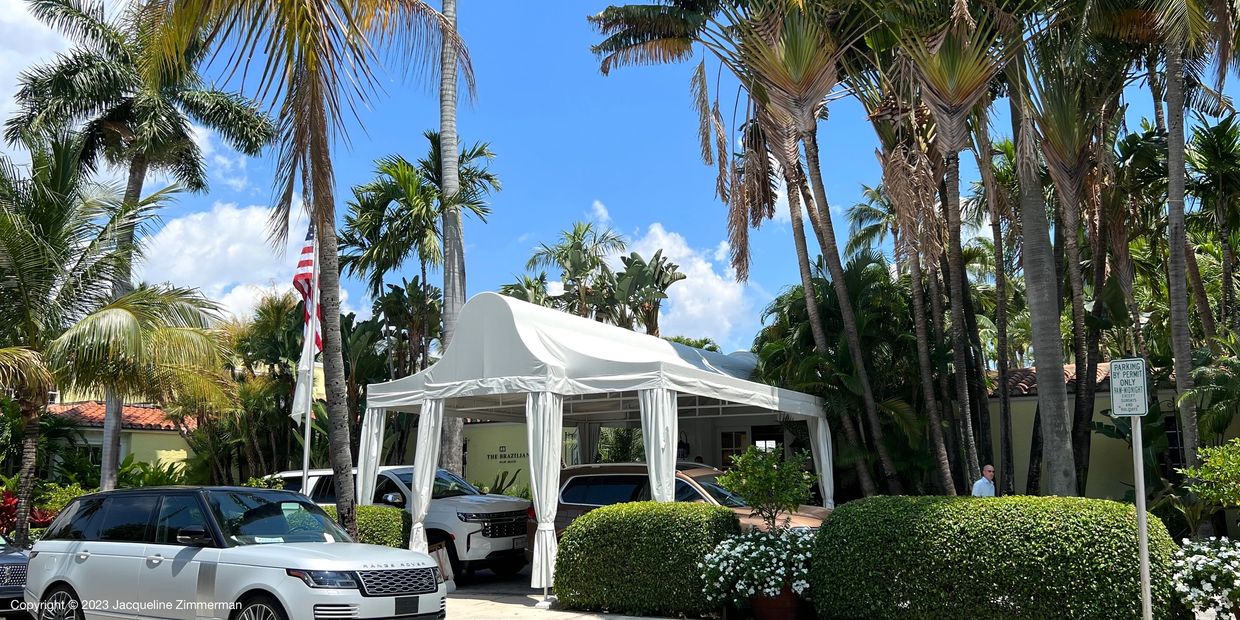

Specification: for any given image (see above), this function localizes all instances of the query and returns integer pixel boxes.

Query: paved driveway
[448,567,671,620]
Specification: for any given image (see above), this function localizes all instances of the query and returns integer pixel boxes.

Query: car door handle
[146,554,164,565]
[76,551,90,560]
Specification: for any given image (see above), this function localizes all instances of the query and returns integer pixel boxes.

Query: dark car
[0,532,29,603]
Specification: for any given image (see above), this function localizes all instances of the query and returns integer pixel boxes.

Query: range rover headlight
[286,569,360,589]
[457,512,486,522]
[433,567,445,584]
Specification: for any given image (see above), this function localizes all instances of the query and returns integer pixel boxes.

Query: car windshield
[692,474,748,508]
[394,469,482,499]
[206,490,351,546]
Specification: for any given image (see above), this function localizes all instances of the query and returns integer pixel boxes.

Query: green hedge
[554,501,741,617]
[810,496,1176,619]
[321,504,410,548]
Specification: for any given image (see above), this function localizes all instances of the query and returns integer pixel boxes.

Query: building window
[720,431,747,467]
[752,425,784,454]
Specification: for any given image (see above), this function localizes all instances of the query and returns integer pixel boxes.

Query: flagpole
[300,228,320,490]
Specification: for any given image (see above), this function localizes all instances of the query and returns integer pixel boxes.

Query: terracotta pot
[751,585,801,620]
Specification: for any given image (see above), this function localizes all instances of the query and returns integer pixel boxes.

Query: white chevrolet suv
[23,487,446,620]
[273,466,530,578]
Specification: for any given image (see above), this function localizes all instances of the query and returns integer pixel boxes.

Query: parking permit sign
[1109,358,1148,417]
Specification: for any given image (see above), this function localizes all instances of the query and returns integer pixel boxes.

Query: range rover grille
[0,564,26,586]
[313,603,359,619]
[356,567,438,597]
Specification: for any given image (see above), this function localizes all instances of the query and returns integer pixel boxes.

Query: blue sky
[0,0,1229,351]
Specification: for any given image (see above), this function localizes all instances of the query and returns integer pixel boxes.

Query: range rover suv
[273,466,530,578]
[24,487,446,620]
[0,532,28,604]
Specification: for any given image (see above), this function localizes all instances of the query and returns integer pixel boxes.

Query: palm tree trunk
[1167,45,1200,467]
[785,171,833,376]
[1049,190,1091,495]
[1185,241,1219,344]
[1080,221,1108,496]
[14,400,42,547]
[101,154,149,492]
[942,152,981,484]
[309,105,358,536]
[802,132,903,494]
[1219,208,1236,332]
[1112,206,1150,358]
[1010,92,1076,495]
[977,126,1014,495]
[928,265,962,488]
[1148,52,1167,134]
[438,0,465,477]
[909,252,956,494]
[962,274,993,467]
[837,412,877,497]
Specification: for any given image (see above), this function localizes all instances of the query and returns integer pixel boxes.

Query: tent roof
[365,292,823,419]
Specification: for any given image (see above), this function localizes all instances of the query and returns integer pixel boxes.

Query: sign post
[1110,358,1151,620]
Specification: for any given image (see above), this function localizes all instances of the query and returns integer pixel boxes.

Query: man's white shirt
[972,477,995,497]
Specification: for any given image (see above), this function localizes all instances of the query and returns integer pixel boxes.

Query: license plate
[395,596,420,616]
[512,535,527,549]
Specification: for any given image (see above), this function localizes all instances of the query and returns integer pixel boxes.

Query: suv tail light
[526,506,536,521]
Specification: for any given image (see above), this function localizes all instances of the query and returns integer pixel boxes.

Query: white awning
[366,292,823,419]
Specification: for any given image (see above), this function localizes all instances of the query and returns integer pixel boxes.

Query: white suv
[24,487,446,620]
[273,466,530,577]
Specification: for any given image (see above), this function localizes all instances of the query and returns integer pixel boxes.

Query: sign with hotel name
[1110,358,1149,417]
[486,444,528,464]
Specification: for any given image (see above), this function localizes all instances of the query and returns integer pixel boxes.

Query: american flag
[293,224,322,351]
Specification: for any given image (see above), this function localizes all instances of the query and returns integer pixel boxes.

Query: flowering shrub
[701,528,814,606]
[0,490,56,535]
[1174,537,1240,617]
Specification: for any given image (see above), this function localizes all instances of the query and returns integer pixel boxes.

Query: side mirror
[176,526,213,547]
[381,492,405,507]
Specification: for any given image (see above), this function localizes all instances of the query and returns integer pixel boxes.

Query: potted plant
[700,446,818,619]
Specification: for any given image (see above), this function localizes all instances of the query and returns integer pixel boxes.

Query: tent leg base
[535,595,557,610]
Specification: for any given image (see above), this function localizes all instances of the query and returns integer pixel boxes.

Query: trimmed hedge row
[810,496,1176,619]
[554,501,740,617]
[321,504,410,548]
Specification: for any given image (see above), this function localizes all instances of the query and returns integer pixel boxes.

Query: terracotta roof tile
[995,362,1112,397]
[47,401,188,432]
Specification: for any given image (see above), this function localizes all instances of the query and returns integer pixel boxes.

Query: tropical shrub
[322,505,410,548]
[1180,438,1240,508]
[810,496,1176,619]
[243,476,285,489]
[117,455,188,487]
[717,445,816,530]
[36,483,91,514]
[0,491,55,535]
[555,501,740,616]
[702,528,815,606]
[1173,537,1240,618]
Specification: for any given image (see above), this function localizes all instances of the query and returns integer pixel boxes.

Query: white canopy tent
[357,292,832,591]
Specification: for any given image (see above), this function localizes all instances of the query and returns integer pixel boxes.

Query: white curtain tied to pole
[807,416,835,509]
[638,388,679,502]
[355,409,387,506]
[527,391,564,589]
[409,399,444,552]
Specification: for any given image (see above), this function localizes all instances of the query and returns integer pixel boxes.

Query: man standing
[972,464,996,497]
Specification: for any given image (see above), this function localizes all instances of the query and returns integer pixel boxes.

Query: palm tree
[615,250,687,336]
[887,0,1016,487]
[1188,115,1240,333]
[0,131,225,545]
[149,0,470,535]
[499,273,556,307]
[8,0,274,491]
[529,222,628,318]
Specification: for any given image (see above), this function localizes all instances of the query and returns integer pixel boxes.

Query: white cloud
[712,240,730,263]
[0,0,68,160]
[193,124,255,193]
[547,280,566,297]
[136,202,309,319]
[617,223,757,350]
[590,199,611,224]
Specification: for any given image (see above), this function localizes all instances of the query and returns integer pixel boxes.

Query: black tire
[427,531,462,581]
[489,556,526,578]
[39,585,82,620]
[233,594,288,620]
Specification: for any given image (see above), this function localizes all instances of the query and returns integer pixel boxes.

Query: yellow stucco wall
[127,431,191,466]
[988,391,1177,499]
[461,423,581,492]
